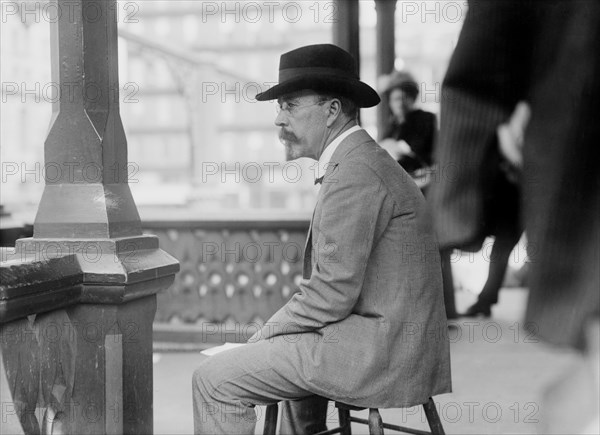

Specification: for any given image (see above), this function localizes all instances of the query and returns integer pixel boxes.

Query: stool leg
[423,398,445,435]
[368,408,384,435]
[263,404,279,435]
[338,407,352,435]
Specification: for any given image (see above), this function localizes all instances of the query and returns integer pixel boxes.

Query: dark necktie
[314,176,324,185]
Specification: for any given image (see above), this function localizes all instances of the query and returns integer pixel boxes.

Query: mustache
[279,129,298,143]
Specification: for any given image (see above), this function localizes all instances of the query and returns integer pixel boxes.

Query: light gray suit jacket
[257,129,451,407]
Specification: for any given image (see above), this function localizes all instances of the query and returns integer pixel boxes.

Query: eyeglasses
[276,100,329,116]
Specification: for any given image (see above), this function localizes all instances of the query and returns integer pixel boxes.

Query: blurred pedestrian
[429,0,599,432]
[462,103,528,317]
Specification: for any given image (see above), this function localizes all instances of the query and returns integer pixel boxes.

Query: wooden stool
[263,397,445,435]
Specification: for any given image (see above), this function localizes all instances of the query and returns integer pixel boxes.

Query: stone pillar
[35,0,139,238]
[375,0,397,138]
[1,0,179,433]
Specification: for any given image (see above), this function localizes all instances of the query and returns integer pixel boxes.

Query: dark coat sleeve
[428,0,534,250]
[430,0,600,349]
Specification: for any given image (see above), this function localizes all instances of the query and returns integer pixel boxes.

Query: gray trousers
[192,337,329,434]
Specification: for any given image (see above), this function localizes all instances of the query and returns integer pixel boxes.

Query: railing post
[0,0,179,433]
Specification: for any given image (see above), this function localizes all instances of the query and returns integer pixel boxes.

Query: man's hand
[497,102,530,168]
[497,101,530,183]
[380,138,413,160]
[397,140,413,156]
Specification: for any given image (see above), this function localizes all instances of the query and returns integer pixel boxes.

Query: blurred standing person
[462,103,528,318]
[429,0,599,432]
[461,230,522,317]
[380,71,458,319]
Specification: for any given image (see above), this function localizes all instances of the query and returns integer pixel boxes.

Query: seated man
[192,44,451,435]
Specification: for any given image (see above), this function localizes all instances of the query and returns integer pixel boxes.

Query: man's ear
[326,99,342,127]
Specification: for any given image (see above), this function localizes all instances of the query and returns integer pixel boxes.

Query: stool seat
[263,397,445,435]
[334,402,367,411]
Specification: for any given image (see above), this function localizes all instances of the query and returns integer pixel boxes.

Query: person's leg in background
[421,184,457,321]
[440,248,458,320]
[463,230,522,317]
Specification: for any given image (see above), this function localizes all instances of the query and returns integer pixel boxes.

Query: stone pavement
[153,288,581,434]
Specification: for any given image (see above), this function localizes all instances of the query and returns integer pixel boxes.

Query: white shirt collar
[315,125,362,182]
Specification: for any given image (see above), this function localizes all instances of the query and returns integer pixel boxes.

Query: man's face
[275,90,329,161]
[388,88,415,119]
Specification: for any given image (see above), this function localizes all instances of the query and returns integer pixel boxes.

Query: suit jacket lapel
[303,209,315,279]
[303,129,373,279]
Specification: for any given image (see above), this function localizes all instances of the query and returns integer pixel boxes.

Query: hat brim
[255,73,380,108]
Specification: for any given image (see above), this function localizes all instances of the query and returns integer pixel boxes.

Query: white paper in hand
[201,342,246,357]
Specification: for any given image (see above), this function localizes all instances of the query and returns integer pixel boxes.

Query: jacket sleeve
[251,159,393,341]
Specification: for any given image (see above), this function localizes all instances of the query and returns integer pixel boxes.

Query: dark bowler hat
[255,44,380,108]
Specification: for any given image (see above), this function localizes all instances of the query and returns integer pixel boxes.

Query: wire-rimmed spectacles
[276,100,329,116]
